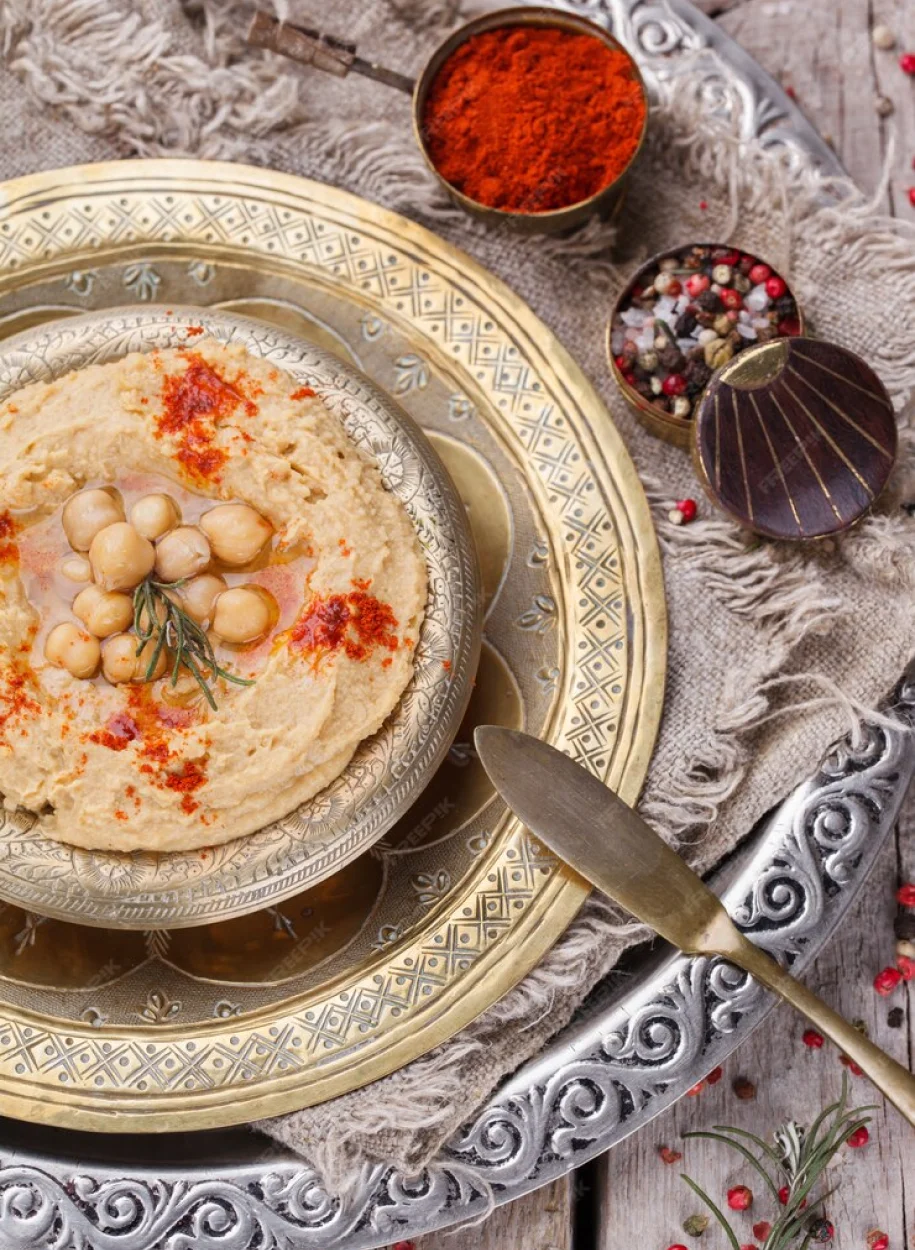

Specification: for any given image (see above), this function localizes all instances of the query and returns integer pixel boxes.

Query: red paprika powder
[422,24,646,214]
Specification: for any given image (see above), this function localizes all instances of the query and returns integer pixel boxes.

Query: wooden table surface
[416,2,915,1246]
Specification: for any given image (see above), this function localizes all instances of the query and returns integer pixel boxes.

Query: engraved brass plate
[0,161,665,1130]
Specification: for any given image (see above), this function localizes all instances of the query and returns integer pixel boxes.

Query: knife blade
[473,724,915,1125]
[473,725,731,955]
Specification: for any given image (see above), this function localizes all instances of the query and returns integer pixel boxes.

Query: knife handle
[724,931,915,1126]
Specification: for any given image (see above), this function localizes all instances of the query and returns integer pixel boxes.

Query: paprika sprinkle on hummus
[422,23,646,214]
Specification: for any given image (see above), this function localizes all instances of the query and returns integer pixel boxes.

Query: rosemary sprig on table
[132,576,254,711]
[680,1076,874,1250]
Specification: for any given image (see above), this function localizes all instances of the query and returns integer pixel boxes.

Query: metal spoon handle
[247,11,415,95]
[723,928,915,1125]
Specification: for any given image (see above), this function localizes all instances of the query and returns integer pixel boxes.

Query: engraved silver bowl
[0,307,481,929]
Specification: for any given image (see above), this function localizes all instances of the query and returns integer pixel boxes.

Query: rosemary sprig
[132,576,254,711]
[680,1076,874,1250]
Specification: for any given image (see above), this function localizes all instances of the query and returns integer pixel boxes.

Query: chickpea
[73,585,134,638]
[177,573,227,625]
[211,584,277,644]
[101,633,139,684]
[62,488,125,552]
[130,493,181,542]
[200,504,273,567]
[154,525,210,582]
[135,638,169,682]
[44,621,101,679]
[60,555,91,583]
[89,522,155,592]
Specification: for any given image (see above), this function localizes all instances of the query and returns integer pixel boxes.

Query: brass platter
[0,160,666,1130]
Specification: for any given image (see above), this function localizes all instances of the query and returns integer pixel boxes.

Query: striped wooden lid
[692,338,897,540]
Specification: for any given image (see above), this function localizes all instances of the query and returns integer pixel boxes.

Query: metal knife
[474,725,915,1126]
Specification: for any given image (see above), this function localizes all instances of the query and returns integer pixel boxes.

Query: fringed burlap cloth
[2,0,914,1194]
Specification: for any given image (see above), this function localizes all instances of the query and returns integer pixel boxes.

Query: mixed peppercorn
[610,244,801,424]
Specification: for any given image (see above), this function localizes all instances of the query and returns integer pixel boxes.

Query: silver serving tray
[1,1,903,1246]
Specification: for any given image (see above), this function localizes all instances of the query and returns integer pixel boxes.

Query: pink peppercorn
[676,499,698,523]
[866,1232,889,1250]
[765,276,787,299]
[662,374,687,397]
[846,1126,870,1148]
[753,1222,772,1241]
[727,1185,753,1211]
[720,288,743,309]
[897,955,915,980]
[803,1028,825,1048]
[779,316,802,336]
[908,188,915,208]
[667,279,682,297]
[900,53,915,74]
[749,263,771,284]
[666,1245,689,1250]
[706,1065,723,1084]
[874,966,903,995]
[686,273,710,298]
[897,883,915,907]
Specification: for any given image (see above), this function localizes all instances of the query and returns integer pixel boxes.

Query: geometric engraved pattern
[0,0,876,1240]
[0,183,663,1121]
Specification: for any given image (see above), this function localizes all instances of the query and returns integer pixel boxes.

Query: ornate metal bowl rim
[0,305,482,930]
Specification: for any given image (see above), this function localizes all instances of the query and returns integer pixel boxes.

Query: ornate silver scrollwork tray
[1,1,907,1246]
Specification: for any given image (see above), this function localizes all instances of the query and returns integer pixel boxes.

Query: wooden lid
[692,337,897,540]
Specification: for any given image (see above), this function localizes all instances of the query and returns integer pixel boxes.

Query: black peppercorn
[685,358,713,392]
[695,289,724,314]
[675,311,698,337]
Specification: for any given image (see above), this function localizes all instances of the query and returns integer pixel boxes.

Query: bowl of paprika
[415,7,649,234]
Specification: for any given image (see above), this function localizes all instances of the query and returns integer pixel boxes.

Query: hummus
[0,339,427,852]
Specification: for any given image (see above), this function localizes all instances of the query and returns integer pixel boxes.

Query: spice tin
[607,243,806,448]
[691,337,897,541]
[413,7,649,235]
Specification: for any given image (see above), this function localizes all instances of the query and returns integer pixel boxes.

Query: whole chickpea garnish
[44,622,101,679]
[101,633,139,684]
[89,522,156,592]
[200,504,273,566]
[73,585,134,639]
[176,573,228,625]
[135,638,169,682]
[62,487,125,552]
[211,585,278,644]
[154,526,211,582]
[130,493,181,542]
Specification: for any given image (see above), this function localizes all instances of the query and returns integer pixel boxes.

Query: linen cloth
[1,0,914,1191]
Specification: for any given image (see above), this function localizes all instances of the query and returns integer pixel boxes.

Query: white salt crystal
[610,330,625,354]
[736,323,758,340]
[745,284,770,313]
[620,308,647,328]
[654,295,677,321]
[676,338,694,352]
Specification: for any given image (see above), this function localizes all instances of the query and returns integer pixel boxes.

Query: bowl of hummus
[0,307,480,927]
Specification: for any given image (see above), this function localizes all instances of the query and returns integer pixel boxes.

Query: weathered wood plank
[717,0,915,214]
[595,831,913,1250]
[413,1177,573,1250]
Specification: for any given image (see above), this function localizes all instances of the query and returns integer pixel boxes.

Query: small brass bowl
[413,7,649,236]
[607,243,807,449]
